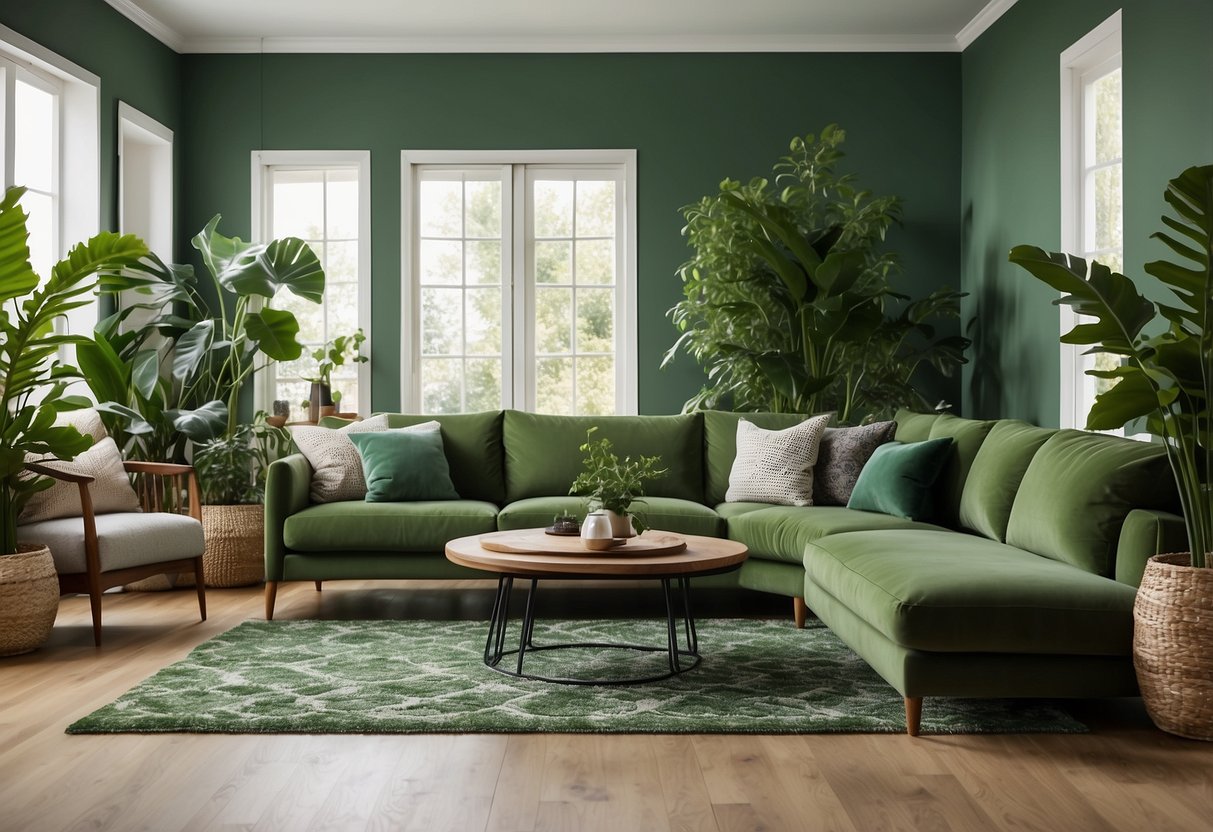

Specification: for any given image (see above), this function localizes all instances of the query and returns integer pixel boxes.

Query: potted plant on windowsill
[1009,164,1213,741]
[303,329,366,422]
[0,186,149,655]
[569,428,667,538]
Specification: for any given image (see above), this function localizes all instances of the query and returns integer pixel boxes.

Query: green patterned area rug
[68,619,1086,735]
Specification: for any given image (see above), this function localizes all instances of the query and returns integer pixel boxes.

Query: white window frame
[400,149,638,415]
[1059,9,1122,430]
[118,101,173,334]
[251,150,373,417]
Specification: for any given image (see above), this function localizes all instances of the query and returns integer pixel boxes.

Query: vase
[0,544,60,656]
[580,511,617,550]
[1133,552,1213,741]
[605,509,635,538]
[308,382,332,423]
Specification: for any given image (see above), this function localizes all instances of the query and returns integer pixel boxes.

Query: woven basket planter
[201,504,265,588]
[0,545,60,656]
[1133,552,1213,741]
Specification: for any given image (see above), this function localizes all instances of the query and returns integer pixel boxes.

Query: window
[7,68,59,279]
[118,102,173,333]
[251,151,371,416]
[1060,11,1122,430]
[402,151,637,415]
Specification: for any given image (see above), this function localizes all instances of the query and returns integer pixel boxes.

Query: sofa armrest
[1116,509,1188,587]
[264,454,313,581]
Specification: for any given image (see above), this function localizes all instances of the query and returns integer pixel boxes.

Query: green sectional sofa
[263,408,1185,733]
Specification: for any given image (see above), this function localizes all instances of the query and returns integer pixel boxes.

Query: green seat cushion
[713,501,772,520]
[847,438,954,521]
[283,500,499,552]
[702,411,820,506]
[727,505,945,564]
[1006,430,1178,577]
[497,496,724,538]
[927,413,995,528]
[959,420,1055,542]
[804,530,1137,655]
[893,408,942,442]
[382,412,505,505]
[502,411,703,503]
[350,429,459,502]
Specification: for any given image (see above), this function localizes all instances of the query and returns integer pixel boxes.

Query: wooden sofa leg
[314,581,323,592]
[265,581,278,621]
[905,697,923,737]
[194,556,207,621]
[793,597,808,629]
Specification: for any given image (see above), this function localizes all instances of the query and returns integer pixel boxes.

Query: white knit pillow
[20,437,141,523]
[292,416,443,503]
[725,415,832,506]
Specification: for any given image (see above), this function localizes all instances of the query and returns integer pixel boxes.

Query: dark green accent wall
[961,0,1213,425]
[181,52,962,415]
[0,0,181,246]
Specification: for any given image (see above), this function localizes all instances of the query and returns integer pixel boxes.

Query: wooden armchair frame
[25,460,207,646]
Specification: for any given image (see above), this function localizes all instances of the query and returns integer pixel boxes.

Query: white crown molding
[103,0,185,52]
[956,0,1020,50]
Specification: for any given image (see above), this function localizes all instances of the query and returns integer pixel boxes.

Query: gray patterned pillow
[725,415,831,506]
[292,415,443,503]
[813,420,896,506]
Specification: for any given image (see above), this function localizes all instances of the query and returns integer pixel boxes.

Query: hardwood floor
[1,580,1210,832]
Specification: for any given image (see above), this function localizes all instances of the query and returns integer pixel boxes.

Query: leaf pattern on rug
[68,619,1086,735]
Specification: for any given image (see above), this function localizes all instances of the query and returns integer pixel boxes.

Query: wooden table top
[445,530,748,578]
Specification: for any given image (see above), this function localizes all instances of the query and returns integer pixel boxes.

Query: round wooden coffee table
[445,530,748,685]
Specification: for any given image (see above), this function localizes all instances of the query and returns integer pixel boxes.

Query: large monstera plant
[1010,165,1213,567]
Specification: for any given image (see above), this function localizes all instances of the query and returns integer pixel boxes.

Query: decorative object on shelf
[267,400,290,428]
[569,427,666,535]
[0,186,150,654]
[663,125,968,424]
[304,329,367,423]
[579,511,620,550]
[546,514,581,536]
[1010,164,1213,741]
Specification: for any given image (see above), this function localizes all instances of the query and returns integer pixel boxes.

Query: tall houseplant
[663,126,968,424]
[0,187,149,653]
[1009,163,1213,740]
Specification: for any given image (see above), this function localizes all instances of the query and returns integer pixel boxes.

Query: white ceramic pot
[605,510,635,538]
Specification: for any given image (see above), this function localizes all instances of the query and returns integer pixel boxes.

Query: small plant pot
[308,382,333,423]
[318,405,338,419]
[605,510,635,538]
[0,544,60,656]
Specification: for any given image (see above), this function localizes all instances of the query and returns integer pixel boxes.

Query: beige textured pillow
[292,416,442,503]
[57,408,108,443]
[725,415,832,506]
[20,437,140,523]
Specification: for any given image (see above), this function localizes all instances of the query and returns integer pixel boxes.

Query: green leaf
[95,402,154,435]
[131,349,161,400]
[262,237,325,303]
[191,215,274,297]
[244,307,303,361]
[0,187,38,304]
[1085,367,1173,432]
[173,319,215,381]
[167,401,227,442]
[76,337,129,406]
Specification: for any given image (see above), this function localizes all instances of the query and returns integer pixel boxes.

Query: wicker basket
[201,504,265,588]
[0,545,60,657]
[1133,552,1213,741]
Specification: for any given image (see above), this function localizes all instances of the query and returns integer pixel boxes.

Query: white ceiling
[104,0,1017,53]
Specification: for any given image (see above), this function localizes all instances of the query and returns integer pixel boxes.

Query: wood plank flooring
[1,580,1210,832]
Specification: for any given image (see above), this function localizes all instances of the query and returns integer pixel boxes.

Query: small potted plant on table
[304,329,367,422]
[569,428,667,537]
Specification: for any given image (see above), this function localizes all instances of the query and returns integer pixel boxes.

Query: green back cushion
[959,420,1055,542]
[893,408,942,442]
[926,413,996,529]
[847,438,955,521]
[1005,430,1178,576]
[503,411,704,503]
[703,411,817,505]
[383,412,505,504]
[349,429,460,502]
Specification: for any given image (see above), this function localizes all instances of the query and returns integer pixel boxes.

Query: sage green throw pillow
[847,438,954,521]
[927,413,996,529]
[959,420,1055,542]
[350,429,460,502]
[1005,430,1178,577]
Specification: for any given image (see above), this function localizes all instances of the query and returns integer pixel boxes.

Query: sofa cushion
[1006,430,1177,577]
[725,415,831,506]
[812,421,896,506]
[384,412,505,505]
[847,438,954,521]
[959,420,1055,542]
[18,512,204,575]
[893,408,941,442]
[703,411,817,505]
[713,501,772,520]
[498,496,723,538]
[283,500,499,553]
[350,428,460,502]
[804,530,1137,655]
[727,505,945,564]
[20,437,141,523]
[927,413,996,528]
[503,411,703,503]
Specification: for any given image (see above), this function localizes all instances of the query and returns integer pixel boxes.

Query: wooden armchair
[18,461,207,646]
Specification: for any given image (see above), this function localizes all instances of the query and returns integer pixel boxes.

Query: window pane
[274,288,324,343]
[326,169,359,239]
[535,241,571,284]
[421,288,463,354]
[14,80,55,193]
[420,180,462,238]
[465,288,502,356]
[465,180,501,239]
[533,180,573,238]
[536,287,572,354]
[576,180,615,237]
[272,170,324,239]
[465,358,503,411]
[1094,68,1122,165]
[466,240,501,285]
[326,241,358,283]
[326,281,360,335]
[421,358,462,413]
[535,357,573,415]
[574,239,614,286]
[275,381,309,415]
[421,240,462,285]
[1092,165,1123,251]
[576,356,615,416]
[22,190,54,280]
[576,289,614,353]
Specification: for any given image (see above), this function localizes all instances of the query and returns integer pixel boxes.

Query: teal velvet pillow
[349,429,460,502]
[847,438,955,521]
